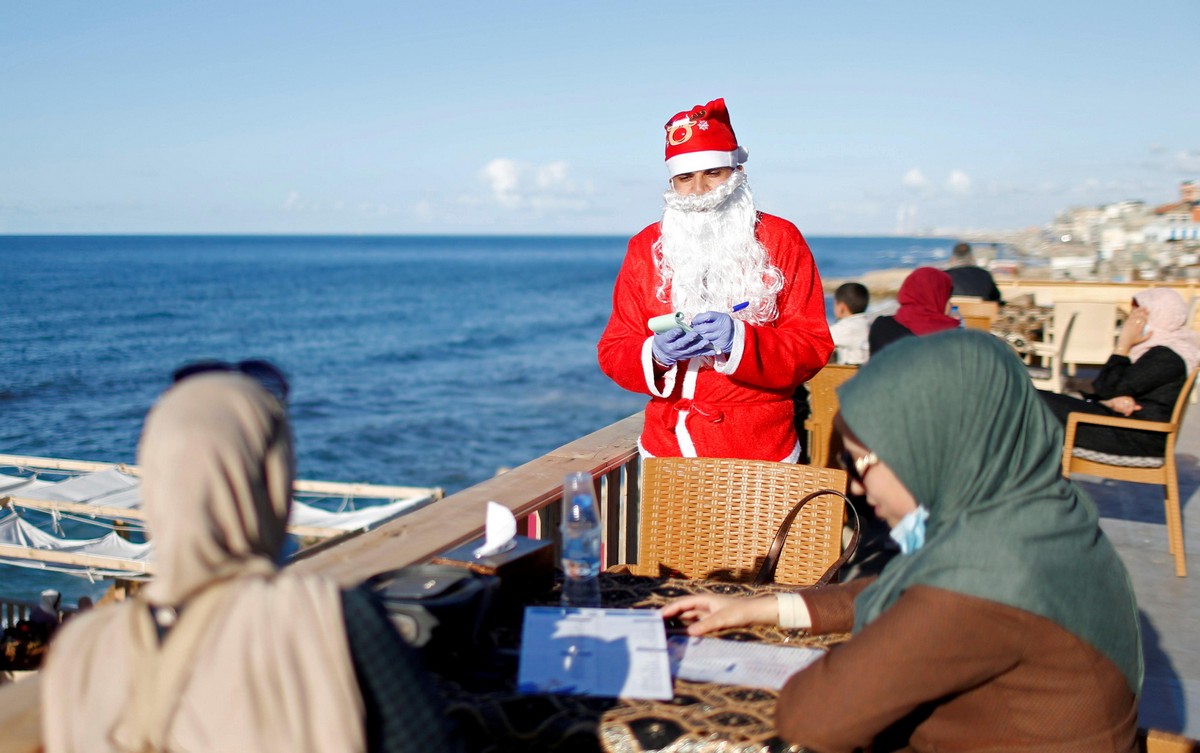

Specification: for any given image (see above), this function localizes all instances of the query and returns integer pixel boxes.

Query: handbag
[753,489,861,587]
[367,564,499,656]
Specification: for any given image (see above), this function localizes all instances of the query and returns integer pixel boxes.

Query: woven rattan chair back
[631,457,849,586]
[803,364,859,467]
[1062,368,1199,577]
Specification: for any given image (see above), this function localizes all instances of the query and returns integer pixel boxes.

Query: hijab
[1130,287,1200,372]
[891,267,959,336]
[42,374,365,753]
[839,330,1143,693]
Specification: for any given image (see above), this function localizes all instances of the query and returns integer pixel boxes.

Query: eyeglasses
[838,449,879,487]
[171,359,290,404]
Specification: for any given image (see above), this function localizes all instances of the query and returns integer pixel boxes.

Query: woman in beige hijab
[42,371,454,753]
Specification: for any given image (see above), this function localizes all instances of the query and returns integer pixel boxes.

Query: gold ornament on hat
[666,117,696,146]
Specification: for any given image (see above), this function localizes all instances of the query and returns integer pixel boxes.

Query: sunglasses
[171,359,290,404]
[838,448,879,487]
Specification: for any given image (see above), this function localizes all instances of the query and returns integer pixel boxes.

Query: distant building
[1146,180,1200,242]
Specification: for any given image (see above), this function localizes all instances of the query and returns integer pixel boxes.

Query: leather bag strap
[753,490,861,587]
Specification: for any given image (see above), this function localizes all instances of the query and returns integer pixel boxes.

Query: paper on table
[473,500,517,558]
[668,635,825,690]
[517,607,674,700]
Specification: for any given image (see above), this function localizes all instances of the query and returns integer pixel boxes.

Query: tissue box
[431,535,554,609]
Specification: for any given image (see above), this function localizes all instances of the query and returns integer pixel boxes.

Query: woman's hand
[1100,395,1141,416]
[660,594,779,636]
[1114,307,1151,356]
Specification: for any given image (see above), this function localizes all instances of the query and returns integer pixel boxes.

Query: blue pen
[732,301,750,313]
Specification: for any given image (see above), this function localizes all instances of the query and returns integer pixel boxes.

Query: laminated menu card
[516,606,673,700]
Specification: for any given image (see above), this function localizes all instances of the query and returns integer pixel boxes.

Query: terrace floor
[1079,397,1200,736]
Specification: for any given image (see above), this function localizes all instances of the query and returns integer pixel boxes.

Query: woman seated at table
[1040,287,1200,457]
[868,267,959,356]
[41,370,457,753]
[663,330,1141,752]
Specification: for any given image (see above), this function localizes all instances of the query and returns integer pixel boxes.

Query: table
[432,573,848,753]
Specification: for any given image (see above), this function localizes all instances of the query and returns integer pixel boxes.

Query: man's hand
[660,594,778,636]
[652,328,711,366]
[691,311,736,354]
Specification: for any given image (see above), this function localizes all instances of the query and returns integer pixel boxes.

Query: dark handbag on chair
[366,564,499,658]
[753,489,861,587]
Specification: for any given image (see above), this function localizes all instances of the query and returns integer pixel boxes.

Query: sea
[0,233,957,605]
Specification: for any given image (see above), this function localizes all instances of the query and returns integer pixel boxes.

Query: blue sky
[2,1,1197,236]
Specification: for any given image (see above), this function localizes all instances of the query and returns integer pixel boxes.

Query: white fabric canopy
[0,468,438,578]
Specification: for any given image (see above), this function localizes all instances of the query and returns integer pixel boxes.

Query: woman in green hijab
[662,329,1142,752]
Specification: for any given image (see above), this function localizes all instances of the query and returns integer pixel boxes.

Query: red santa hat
[663,97,749,177]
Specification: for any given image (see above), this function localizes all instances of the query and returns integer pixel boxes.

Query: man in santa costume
[598,98,833,461]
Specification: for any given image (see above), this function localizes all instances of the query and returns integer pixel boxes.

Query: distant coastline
[822,266,915,298]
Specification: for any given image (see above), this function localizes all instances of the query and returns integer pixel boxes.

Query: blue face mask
[889,505,930,555]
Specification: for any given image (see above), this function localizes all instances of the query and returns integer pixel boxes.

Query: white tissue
[473,500,518,558]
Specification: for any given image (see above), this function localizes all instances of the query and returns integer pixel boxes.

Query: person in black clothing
[1041,288,1200,456]
[945,242,1002,303]
[868,267,959,356]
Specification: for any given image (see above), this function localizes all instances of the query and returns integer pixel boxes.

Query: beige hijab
[42,374,365,753]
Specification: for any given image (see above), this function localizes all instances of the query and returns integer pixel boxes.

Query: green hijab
[840,329,1142,694]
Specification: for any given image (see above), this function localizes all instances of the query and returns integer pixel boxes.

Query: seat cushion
[1071,446,1165,468]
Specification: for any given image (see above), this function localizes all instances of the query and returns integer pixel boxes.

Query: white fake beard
[656,172,783,325]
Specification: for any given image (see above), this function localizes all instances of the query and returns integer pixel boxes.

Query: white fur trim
[666,149,744,177]
[673,360,702,457]
[643,337,677,397]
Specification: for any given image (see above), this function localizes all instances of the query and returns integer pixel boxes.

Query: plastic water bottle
[950,305,964,328]
[560,471,601,607]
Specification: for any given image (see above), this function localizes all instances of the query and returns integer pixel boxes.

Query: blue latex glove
[651,328,711,366]
[691,311,736,354]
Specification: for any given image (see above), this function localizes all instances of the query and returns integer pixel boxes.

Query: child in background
[830,282,871,365]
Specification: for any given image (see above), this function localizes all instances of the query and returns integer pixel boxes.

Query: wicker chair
[804,363,859,468]
[627,457,854,586]
[1139,727,1200,752]
[1061,368,1199,577]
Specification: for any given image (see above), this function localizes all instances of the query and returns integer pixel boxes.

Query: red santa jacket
[597,213,833,461]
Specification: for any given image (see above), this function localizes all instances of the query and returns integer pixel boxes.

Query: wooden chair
[1062,368,1199,577]
[950,297,1000,332]
[1027,312,1077,394]
[804,364,859,468]
[1139,727,1200,752]
[1056,300,1118,376]
[627,458,855,586]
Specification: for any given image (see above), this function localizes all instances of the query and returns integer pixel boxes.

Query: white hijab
[42,374,365,753]
[1130,288,1200,373]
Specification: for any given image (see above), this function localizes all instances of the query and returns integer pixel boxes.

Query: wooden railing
[290,411,644,582]
[0,411,645,752]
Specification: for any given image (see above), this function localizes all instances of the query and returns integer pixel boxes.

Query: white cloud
[481,158,521,198]
[902,168,929,189]
[1170,150,1200,173]
[476,157,589,212]
[536,161,570,189]
[946,169,971,193]
[283,190,301,210]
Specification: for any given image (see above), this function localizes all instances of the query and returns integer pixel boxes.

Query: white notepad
[668,635,825,690]
[517,606,673,700]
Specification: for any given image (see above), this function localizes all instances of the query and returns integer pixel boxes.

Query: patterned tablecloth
[434,573,847,753]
